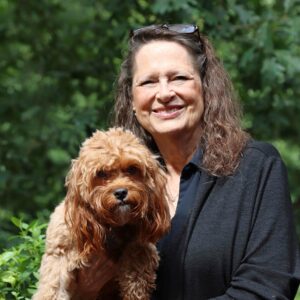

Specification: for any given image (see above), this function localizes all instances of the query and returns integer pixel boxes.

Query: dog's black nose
[113,188,128,201]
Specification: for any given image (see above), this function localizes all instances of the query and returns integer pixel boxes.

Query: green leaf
[261,57,285,84]
[0,251,15,265]
[1,272,16,286]
[10,217,22,229]
[47,148,71,164]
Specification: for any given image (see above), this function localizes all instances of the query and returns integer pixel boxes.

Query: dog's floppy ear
[64,157,106,257]
[141,161,170,243]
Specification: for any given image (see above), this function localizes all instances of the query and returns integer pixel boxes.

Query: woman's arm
[210,153,300,299]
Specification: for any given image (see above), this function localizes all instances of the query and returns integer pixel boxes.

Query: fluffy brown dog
[33,128,170,300]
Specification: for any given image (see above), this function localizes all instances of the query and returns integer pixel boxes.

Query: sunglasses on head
[130,24,200,41]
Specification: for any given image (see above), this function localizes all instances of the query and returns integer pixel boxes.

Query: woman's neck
[154,128,201,175]
[154,129,201,218]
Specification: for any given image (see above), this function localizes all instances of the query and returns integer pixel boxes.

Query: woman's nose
[156,81,175,102]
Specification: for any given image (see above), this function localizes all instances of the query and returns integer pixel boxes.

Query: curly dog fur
[33,128,170,300]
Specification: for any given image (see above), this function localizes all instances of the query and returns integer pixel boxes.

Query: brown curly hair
[112,25,250,176]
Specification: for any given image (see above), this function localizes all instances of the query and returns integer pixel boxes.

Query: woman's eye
[173,75,188,81]
[140,80,156,86]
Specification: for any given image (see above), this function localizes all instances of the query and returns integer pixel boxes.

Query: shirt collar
[188,147,203,169]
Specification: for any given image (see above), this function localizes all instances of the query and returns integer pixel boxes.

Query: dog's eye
[96,170,108,179]
[126,166,140,176]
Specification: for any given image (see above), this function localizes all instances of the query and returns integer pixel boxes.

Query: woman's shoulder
[237,139,286,175]
[243,139,281,159]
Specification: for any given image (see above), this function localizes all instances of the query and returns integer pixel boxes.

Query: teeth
[166,108,179,112]
[154,107,182,113]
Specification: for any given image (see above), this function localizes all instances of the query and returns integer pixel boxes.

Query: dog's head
[64,128,170,257]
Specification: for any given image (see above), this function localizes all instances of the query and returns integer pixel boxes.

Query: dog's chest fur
[104,225,139,261]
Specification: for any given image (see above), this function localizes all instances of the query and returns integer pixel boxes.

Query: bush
[0,218,46,300]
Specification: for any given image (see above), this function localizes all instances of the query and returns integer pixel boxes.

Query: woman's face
[132,40,204,141]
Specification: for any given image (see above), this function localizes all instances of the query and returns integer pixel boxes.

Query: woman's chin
[151,124,188,138]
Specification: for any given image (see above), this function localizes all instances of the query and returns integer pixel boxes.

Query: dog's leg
[33,250,84,300]
[33,202,79,300]
[32,253,73,300]
[117,243,159,300]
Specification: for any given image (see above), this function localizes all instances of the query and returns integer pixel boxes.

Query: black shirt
[153,141,300,300]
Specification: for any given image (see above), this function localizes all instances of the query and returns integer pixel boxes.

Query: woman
[77,24,300,299]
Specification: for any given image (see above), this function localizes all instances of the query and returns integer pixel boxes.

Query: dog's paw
[117,243,159,300]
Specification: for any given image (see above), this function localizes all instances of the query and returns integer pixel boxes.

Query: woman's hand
[72,252,117,300]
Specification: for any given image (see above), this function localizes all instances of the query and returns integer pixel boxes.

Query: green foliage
[0,218,46,300]
[0,0,299,246]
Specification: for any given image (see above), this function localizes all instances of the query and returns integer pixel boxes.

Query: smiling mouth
[152,105,184,117]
